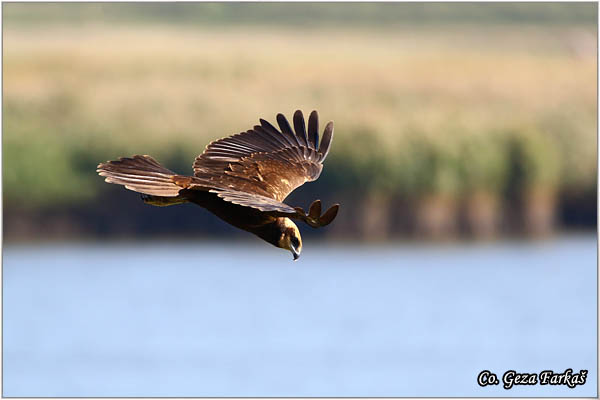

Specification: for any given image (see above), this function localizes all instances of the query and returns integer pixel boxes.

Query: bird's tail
[96,155,184,197]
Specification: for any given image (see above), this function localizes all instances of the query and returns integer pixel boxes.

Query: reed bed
[4,24,596,237]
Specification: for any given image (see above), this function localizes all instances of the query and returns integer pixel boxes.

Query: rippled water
[3,235,597,396]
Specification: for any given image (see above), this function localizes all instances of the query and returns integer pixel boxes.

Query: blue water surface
[3,235,597,396]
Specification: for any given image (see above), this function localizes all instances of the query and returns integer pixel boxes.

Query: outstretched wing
[210,187,339,228]
[192,110,334,202]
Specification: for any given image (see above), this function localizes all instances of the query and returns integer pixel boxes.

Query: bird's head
[277,217,303,261]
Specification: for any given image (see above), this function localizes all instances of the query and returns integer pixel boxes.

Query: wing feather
[193,110,334,202]
[261,117,304,160]
[318,121,334,161]
[208,188,340,228]
[97,155,185,197]
[293,110,309,148]
[307,111,319,150]
[253,125,290,148]
[259,118,295,148]
[276,113,301,147]
[210,188,298,214]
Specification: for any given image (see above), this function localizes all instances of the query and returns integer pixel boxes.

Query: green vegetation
[3,3,596,237]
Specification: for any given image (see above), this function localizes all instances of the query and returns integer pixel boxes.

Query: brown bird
[97,110,339,260]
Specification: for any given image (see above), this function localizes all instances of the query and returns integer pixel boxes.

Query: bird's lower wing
[207,187,339,228]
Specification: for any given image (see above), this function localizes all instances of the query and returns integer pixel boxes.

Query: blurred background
[3,2,597,397]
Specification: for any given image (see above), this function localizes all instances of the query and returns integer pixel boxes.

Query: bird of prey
[97,110,339,260]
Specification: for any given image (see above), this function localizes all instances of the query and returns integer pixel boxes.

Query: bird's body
[97,110,339,260]
[164,189,289,242]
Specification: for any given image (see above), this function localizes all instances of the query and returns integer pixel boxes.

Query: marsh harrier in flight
[97,110,339,260]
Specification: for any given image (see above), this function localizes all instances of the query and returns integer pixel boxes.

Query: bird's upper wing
[192,110,333,202]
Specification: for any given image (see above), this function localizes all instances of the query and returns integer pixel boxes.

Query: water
[3,235,597,397]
